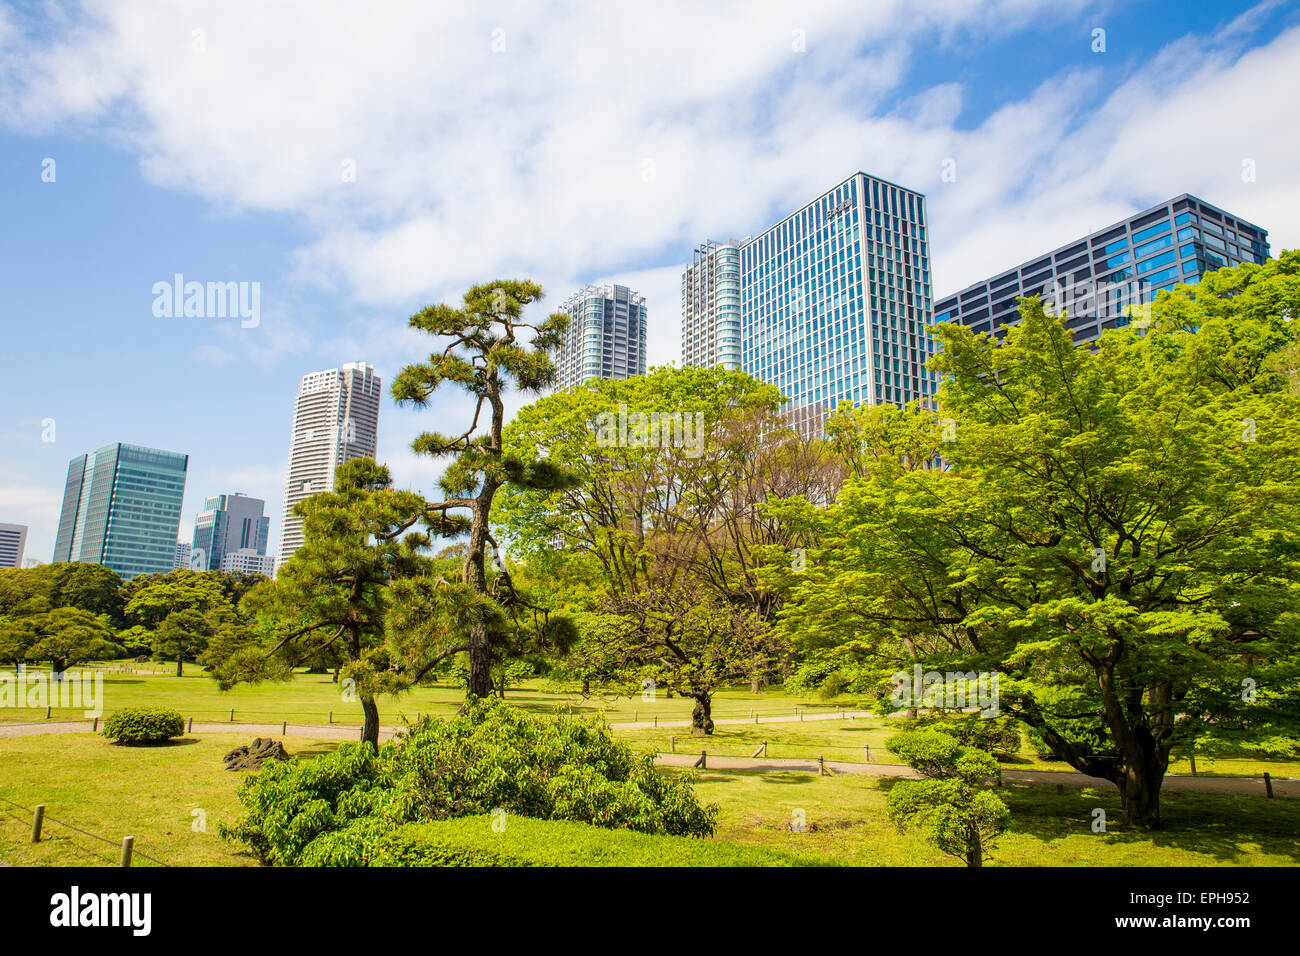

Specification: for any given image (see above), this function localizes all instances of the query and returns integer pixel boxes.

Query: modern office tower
[174,541,192,570]
[192,493,270,571]
[220,548,276,576]
[552,283,648,391]
[279,362,381,563]
[52,444,188,580]
[933,194,1270,344]
[681,240,742,370]
[741,172,938,433]
[0,523,27,569]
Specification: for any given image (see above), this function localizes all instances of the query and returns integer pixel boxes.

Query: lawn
[1,730,1295,867]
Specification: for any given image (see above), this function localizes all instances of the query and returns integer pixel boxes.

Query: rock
[223,737,291,771]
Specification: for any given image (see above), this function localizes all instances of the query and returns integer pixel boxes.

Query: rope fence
[0,795,169,867]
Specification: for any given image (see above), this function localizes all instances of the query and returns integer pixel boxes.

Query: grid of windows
[933,194,1270,344]
[553,283,647,391]
[739,172,937,432]
[681,240,742,371]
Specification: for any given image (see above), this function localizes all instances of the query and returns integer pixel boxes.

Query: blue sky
[2,0,1298,564]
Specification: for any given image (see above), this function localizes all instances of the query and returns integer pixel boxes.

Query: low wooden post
[187,716,193,733]
[864,745,871,762]
[329,710,333,724]
[229,708,234,723]
[45,706,51,719]
[694,751,706,770]
[669,735,675,753]
[654,715,658,727]
[281,721,287,735]
[818,755,827,776]
[92,716,99,732]
[120,836,134,868]
[31,805,45,843]
[1264,772,1274,798]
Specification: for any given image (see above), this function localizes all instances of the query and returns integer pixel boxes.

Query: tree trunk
[690,692,714,736]
[1120,761,1164,828]
[332,664,340,684]
[751,675,761,694]
[360,695,380,751]
[467,625,493,698]
[967,824,983,867]
[582,677,590,694]
[176,653,183,678]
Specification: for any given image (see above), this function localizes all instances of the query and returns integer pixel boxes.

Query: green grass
[2,731,1295,867]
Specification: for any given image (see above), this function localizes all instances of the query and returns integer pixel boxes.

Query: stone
[223,737,291,771]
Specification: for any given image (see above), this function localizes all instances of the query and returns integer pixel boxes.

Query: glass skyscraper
[553,283,647,391]
[933,194,1270,343]
[52,443,189,580]
[681,240,742,371]
[739,172,937,433]
[192,492,270,571]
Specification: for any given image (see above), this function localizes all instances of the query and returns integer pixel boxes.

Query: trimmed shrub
[102,707,185,745]
[370,815,829,867]
[908,714,1022,758]
[222,698,718,866]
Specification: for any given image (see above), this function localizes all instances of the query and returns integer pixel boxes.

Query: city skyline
[4,1,1300,563]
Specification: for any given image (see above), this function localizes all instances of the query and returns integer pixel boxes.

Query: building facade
[220,548,276,576]
[681,240,742,371]
[933,194,1270,343]
[0,523,27,569]
[192,493,270,571]
[279,362,381,563]
[553,283,647,391]
[740,172,938,433]
[174,541,192,570]
[52,443,189,580]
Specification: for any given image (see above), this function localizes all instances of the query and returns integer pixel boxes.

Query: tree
[391,278,578,698]
[124,571,227,629]
[885,729,1010,867]
[227,459,431,749]
[24,607,120,676]
[774,253,1300,828]
[497,366,826,732]
[152,608,217,676]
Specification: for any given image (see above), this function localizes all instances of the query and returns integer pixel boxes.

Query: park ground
[1,668,1297,867]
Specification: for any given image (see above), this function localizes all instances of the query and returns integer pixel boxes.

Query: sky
[2,0,1299,564]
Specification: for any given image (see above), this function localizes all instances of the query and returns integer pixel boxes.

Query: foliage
[772,255,1300,827]
[885,729,1010,867]
[222,699,717,865]
[101,706,185,745]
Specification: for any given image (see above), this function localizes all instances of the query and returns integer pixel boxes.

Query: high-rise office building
[0,523,27,569]
[220,549,276,576]
[740,172,938,433]
[174,541,192,570]
[553,283,647,391]
[279,362,381,563]
[933,194,1270,343]
[52,443,188,580]
[681,240,742,371]
[192,493,270,571]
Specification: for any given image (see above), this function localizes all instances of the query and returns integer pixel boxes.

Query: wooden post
[120,836,134,868]
[1264,772,1274,798]
[229,708,234,722]
[329,710,333,724]
[654,714,658,727]
[45,706,51,719]
[864,745,871,762]
[694,751,706,770]
[669,735,675,753]
[92,716,99,733]
[281,721,287,735]
[634,709,638,722]
[187,716,193,733]
[819,755,826,776]
[31,805,45,843]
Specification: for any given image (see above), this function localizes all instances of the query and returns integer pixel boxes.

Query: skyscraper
[681,240,742,371]
[279,362,381,563]
[739,172,938,433]
[174,541,192,570]
[52,443,188,580]
[192,493,270,571]
[933,194,1270,344]
[553,283,647,391]
[0,523,27,569]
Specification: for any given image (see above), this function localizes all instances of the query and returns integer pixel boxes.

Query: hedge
[102,706,185,745]
[369,814,834,867]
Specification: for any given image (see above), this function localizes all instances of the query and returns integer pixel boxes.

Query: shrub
[909,714,1022,758]
[370,814,830,867]
[222,699,718,866]
[101,707,185,745]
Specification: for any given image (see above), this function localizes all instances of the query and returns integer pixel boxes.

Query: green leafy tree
[774,254,1300,828]
[228,458,432,749]
[391,279,578,698]
[885,729,1010,867]
[25,607,120,676]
